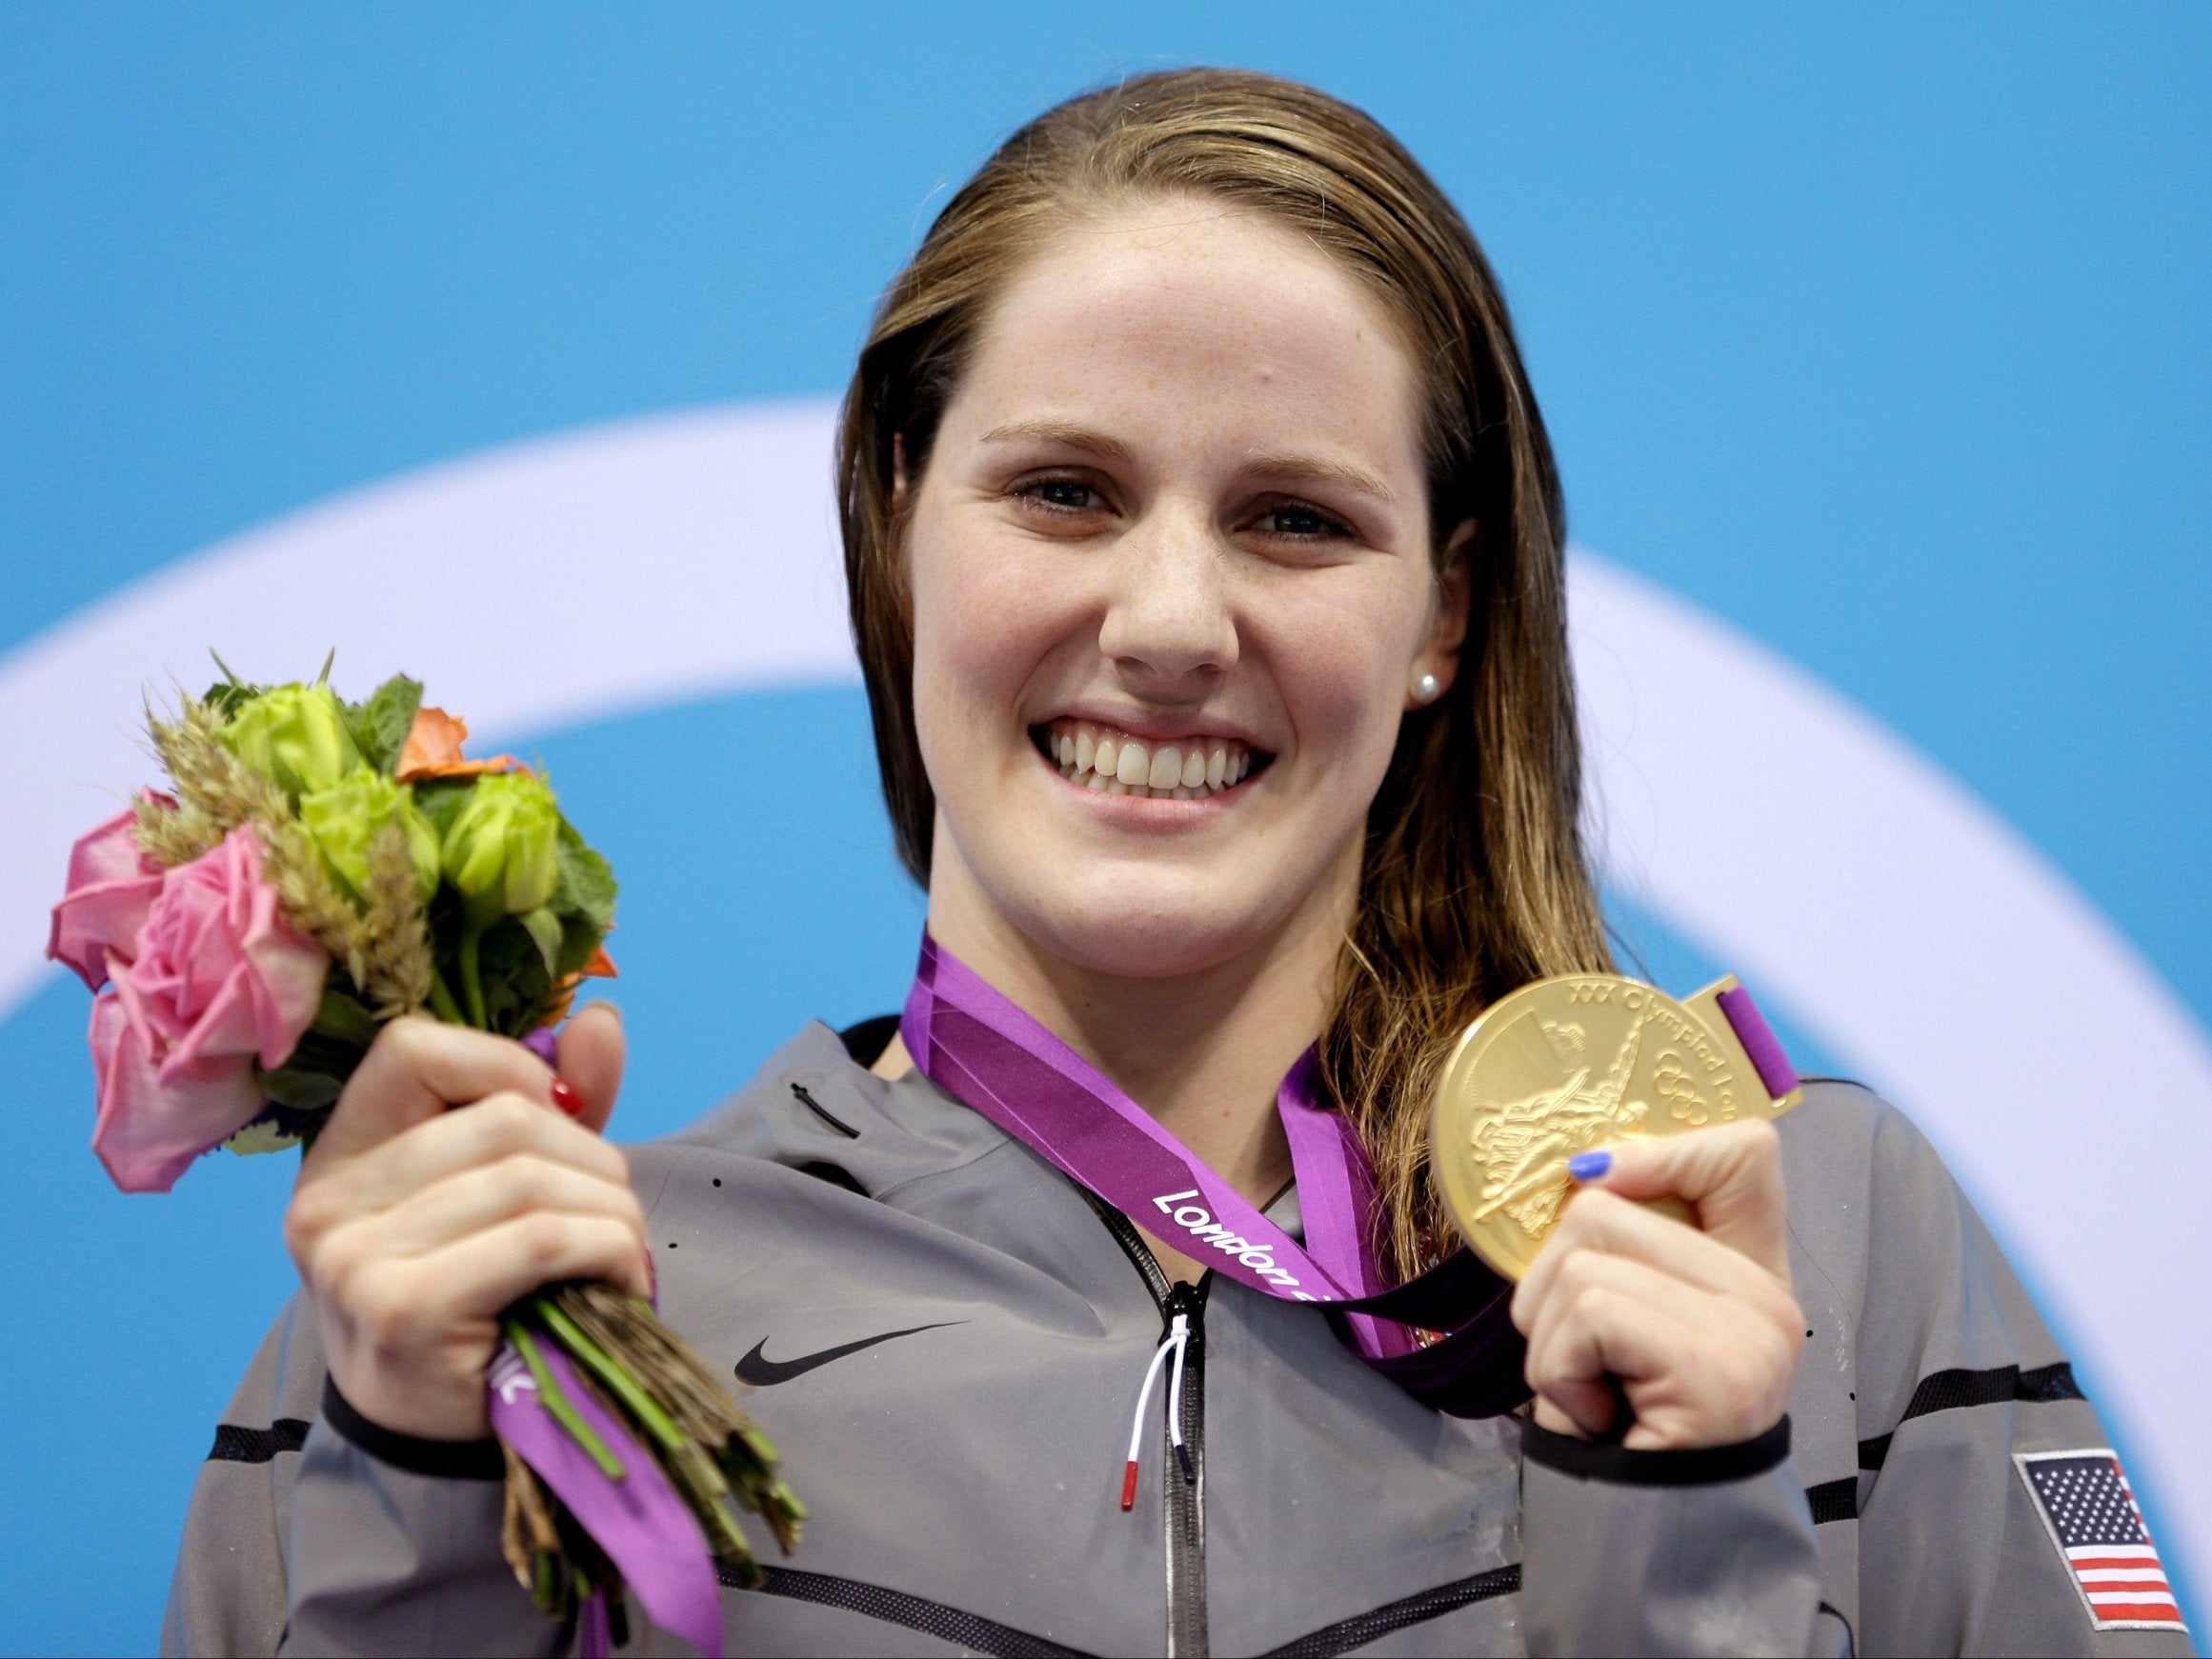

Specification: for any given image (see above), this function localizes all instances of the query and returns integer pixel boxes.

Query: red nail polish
[550,1078,586,1118]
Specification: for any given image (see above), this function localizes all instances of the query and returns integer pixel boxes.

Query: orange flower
[397,705,523,781]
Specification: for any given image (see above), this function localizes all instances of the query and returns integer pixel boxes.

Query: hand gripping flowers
[49,663,801,1656]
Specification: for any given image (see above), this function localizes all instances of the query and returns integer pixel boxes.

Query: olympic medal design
[1431,972,1803,1280]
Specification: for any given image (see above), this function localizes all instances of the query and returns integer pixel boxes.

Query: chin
[998,870,1304,982]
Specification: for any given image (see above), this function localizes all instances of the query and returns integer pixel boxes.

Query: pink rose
[90,826,328,1193]
[47,800,168,991]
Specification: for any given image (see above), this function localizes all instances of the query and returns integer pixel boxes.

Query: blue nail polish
[1567,1149,1611,1182]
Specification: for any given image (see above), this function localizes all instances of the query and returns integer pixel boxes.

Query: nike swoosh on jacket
[735,1322,964,1387]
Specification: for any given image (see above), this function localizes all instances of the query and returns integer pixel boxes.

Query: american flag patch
[2016,1449,2188,1631]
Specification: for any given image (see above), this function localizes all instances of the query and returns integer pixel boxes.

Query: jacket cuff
[1522,1414,1792,1486]
[322,1377,506,1481]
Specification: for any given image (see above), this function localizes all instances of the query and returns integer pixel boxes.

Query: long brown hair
[836,68,1612,1278]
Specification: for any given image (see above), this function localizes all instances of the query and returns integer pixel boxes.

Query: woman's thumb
[1572,1118,1789,1277]
[553,1002,625,1133]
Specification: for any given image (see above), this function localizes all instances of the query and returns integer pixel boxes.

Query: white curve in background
[0,399,2202,1583]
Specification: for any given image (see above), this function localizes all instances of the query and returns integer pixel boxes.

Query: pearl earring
[1412,672,1440,706]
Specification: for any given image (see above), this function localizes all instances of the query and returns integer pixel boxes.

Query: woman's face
[906,196,1468,982]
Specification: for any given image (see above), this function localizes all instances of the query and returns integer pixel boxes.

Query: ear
[891,430,911,514]
[1415,518,1477,699]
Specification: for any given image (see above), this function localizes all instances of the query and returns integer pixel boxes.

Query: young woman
[166,71,2184,1658]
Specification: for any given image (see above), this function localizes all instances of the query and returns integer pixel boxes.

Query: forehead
[952,198,1425,471]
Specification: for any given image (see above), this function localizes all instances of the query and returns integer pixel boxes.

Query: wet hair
[835,67,1611,1276]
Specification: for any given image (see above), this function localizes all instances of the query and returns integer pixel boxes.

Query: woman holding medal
[170,70,2189,1658]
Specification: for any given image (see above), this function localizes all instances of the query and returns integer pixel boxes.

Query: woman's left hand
[1510,1119,1804,1449]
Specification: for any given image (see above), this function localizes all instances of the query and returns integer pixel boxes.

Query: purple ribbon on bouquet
[900,932,1532,1417]
[509,1027,727,1657]
[488,1343,725,1659]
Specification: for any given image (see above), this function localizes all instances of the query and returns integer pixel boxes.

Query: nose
[1094,499,1238,698]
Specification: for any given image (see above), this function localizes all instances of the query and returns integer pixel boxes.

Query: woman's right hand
[285,1005,648,1442]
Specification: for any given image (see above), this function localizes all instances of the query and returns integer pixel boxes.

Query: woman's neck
[904,839,1360,1210]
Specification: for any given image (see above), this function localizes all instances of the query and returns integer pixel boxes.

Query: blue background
[2,7,2205,1650]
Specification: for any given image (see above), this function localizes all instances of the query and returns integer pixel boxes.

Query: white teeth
[1042,719,1257,799]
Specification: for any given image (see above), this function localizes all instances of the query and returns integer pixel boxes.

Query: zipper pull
[1120,1310,1192,1510]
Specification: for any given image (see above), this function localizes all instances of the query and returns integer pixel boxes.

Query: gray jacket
[164,1019,2195,1657]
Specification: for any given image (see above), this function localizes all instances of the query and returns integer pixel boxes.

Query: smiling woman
[841,86,1610,1289]
[165,69,2190,1659]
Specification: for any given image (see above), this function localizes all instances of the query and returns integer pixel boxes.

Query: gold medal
[1430,973,1804,1280]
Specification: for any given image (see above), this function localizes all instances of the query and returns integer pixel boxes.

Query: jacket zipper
[1161,1278,1210,1659]
[1081,1192,1213,1658]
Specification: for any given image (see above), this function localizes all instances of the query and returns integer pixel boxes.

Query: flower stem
[427,966,466,1025]
[533,1295,686,1455]
[459,923,489,1029]
[505,1321,625,1481]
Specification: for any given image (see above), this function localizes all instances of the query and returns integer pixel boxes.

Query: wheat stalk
[135,695,286,868]
[359,819,432,1018]
[137,690,432,1022]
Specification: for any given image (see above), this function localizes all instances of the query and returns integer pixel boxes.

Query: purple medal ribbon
[901,933,1530,1416]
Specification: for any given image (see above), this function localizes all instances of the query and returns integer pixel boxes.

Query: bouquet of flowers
[49,659,800,1654]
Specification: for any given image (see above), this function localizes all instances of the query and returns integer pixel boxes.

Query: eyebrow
[1241,451,1398,507]
[977,419,1136,465]
[978,420,1398,506]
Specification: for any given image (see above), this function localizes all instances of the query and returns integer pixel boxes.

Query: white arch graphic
[3,400,2203,1581]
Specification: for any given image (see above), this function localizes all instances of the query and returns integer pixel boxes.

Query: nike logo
[734,1321,964,1387]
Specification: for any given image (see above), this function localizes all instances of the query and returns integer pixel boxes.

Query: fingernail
[550,1078,586,1118]
[1567,1149,1612,1183]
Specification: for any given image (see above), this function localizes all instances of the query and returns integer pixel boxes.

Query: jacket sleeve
[161,1295,316,1657]
[1518,1416,1830,1657]
[1847,1099,2195,1657]
[160,1292,563,1658]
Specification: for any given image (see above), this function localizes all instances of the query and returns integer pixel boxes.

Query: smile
[1031,718,1265,800]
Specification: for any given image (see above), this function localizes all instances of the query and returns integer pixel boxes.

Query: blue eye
[1256,504,1345,538]
[1026,478,1098,510]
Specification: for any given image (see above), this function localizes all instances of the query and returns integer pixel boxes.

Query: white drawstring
[1120,1311,1191,1511]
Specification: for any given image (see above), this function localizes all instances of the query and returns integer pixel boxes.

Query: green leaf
[553,830,616,929]
[518,906,564,974]
[469,916,552,1037]
[200,679,264,722]
[553,912,607,978]
[350,673,424,774]
[252,1065,345,1109]
[224,1117,304,1156]
[282,1026,370,1081]
[412,775,473,839]
[310,986,380,1049]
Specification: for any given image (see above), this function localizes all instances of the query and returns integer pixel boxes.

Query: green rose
[298,770,440,905]
[220,683,360,801]
[441,770,561,924]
